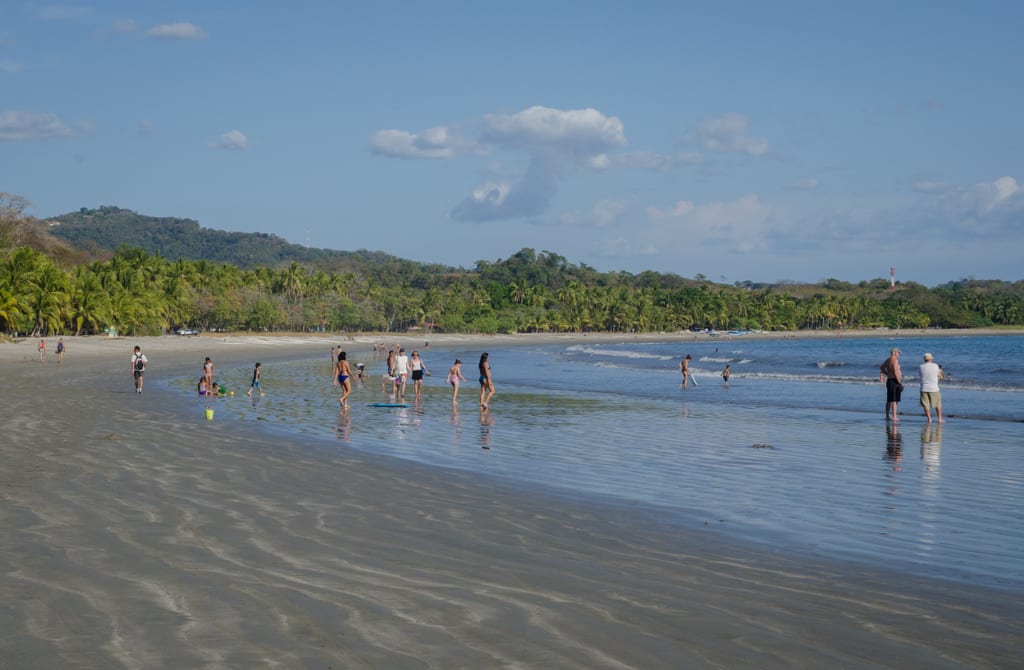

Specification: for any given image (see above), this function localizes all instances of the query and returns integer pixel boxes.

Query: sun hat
[891,347,901,354]
[923,353,933,360]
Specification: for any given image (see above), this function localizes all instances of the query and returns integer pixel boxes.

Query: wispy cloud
[146,22,207,40]
[0,60,23,74]
[209,129,247,150]
[696,113,768,156]
[0,110,73,140]
[370,127,459,159]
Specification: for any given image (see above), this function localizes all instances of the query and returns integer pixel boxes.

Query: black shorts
[886,378,902,403]
[411,369,424,381]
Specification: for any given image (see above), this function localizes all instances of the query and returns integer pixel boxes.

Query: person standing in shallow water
[680,355,692,388]
[333,351,353,407]
[879,347,903,422]
[479,352,495,409]
[448,359,468,403]
[919,352,944,424]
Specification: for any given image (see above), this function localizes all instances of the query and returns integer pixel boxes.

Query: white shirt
[394,354,409,375]
[919,361,941,392]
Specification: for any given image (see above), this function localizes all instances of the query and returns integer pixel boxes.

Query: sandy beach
[1,333,1021,669]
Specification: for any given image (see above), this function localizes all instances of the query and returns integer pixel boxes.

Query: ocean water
[170,334,1024,593]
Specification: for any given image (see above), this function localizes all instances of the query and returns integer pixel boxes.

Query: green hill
[46,205,438,273]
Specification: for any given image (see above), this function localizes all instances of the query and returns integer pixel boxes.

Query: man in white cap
[919,352,944,423]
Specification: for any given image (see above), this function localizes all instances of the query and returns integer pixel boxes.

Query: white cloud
[697,113,768,155]
[450,106,626,222]
[0,60,23,74]
[481,106,626,159]
[0,110,73,140]
[369,127,458,159]
[146,22,207,40]
[970,176,1019,215]
[209,129,248,150]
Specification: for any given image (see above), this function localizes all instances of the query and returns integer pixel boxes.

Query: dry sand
[1,334,1021,669]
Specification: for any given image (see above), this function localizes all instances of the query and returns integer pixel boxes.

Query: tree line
[2,195,1022,337]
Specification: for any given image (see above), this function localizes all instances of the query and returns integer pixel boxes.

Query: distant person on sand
[56,338,65,364]
[448,359,468,402]
[409,350,430,399]
[918,353,944,424]
[333,351,353,407]
[879,347,903,421]
[38,338,45,363]
[680,355,692,388]
[203,357,215,388]
[721,364,731,385]
[131,345,148,394]
[479,352,495,409]
[247,362,265,398]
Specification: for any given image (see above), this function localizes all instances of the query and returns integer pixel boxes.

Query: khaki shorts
[920,391,941,409]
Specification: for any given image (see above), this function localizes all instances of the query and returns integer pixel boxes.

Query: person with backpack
[131,346,148,394]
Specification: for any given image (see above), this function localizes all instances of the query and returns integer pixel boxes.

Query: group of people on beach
[36,338,66,364]
[330,345,494,409]
[679,346,947,423]
[879,347,945,423]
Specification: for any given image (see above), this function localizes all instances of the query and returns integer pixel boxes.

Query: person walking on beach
[879,347,903,421]
[203,357,215,388]
[247,362,265,398]
[409,350,430,399]
[919,352,944,424]
[56,338,65,364]
[680,355,692,388]
[448,359,468,403]
[333,350,353,407]
[38,338,45,363]
[382,348,397,392]
[131,345,148,394]
[479,352,495,409]
[393,347,410,398]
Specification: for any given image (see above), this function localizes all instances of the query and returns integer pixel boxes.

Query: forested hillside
[2,193,1022,337]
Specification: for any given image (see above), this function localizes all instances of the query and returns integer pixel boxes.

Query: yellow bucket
[205,408,214,421]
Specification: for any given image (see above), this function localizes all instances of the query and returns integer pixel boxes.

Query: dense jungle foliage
[2,194,1023,337]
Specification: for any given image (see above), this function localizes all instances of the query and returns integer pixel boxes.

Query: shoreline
[3,324,1021,361]
[2,333,1022,667]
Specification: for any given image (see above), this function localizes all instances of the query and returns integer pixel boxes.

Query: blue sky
[2,1,1022,286]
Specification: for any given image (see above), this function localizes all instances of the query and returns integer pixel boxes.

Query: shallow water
[168,335,1024,593]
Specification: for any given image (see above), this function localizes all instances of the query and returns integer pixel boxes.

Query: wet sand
[1,335,1021,668]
